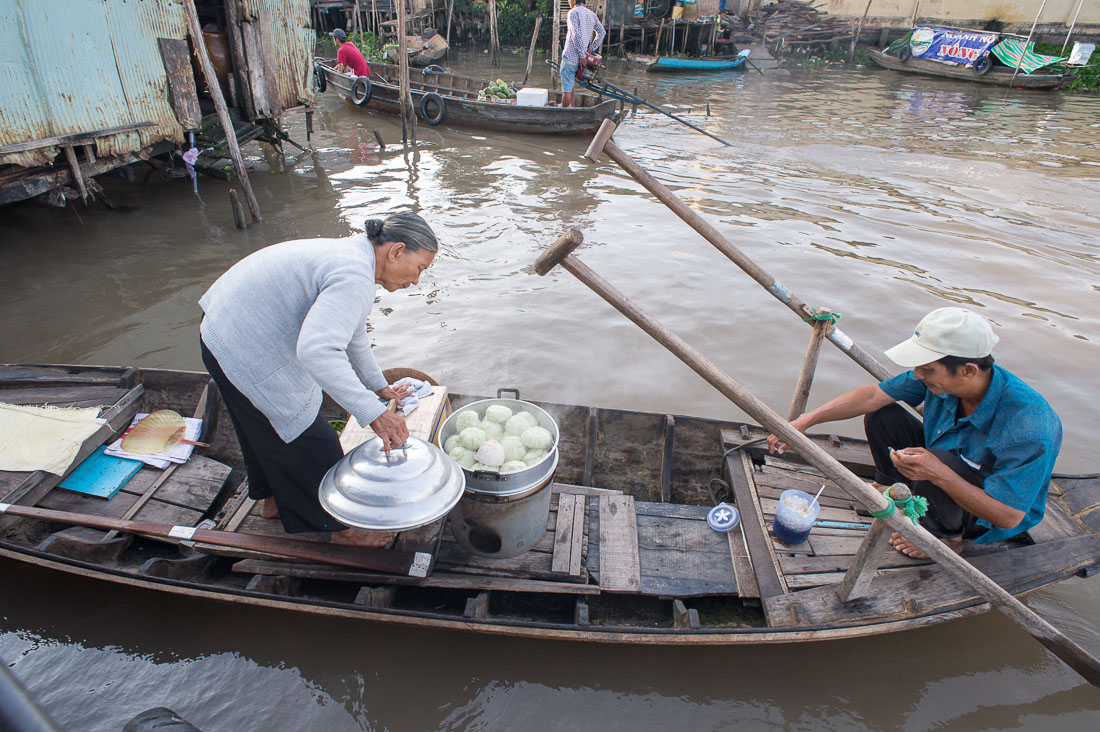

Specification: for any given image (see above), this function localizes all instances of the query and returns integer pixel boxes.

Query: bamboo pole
[1010,0,1049,86]
[533,229,1100,689]
[446,0,454,48]
[183,0,261,222]
[583,121,892,382]
[397,0,416,145]
[524,17,544,86]
[489,0,501,66]
[1061,0,1085,55]
[849,0,872,63]
[787,312,830,421]
[551,1,561,90]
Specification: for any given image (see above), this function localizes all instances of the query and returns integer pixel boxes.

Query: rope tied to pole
[801,308,841,325]
[869,487,928,524]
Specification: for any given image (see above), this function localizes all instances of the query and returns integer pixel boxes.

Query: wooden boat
[628,53,749,73]
[317,60,623,135]
[3,363,1098,645]
[868,48,1067,89]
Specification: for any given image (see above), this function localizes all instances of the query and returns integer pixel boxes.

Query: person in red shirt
[330,29,369,77]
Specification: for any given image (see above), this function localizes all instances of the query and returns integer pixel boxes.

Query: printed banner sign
[909,27,999,67]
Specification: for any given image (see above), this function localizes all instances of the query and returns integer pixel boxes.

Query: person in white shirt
[560,0,605,108]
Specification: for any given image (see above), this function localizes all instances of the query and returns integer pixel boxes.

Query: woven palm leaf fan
[121,410,207,455]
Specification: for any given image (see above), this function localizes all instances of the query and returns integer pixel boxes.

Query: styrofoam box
[516,87,548,108]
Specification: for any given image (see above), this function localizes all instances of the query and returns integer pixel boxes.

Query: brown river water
[2,51,1099,730]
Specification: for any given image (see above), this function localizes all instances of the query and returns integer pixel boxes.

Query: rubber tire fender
[898,47,912,62]
[973,55,992,75]
[419,92,446,125]
[422,64,445,75]
[351,76,373,106]
[314,63,327,93]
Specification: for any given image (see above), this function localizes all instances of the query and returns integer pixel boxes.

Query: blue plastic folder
[59,446,143,499]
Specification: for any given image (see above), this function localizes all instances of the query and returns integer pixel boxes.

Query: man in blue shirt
[768,307,1061,558]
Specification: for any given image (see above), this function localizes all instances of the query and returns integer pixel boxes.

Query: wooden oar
[534,229,1100,689]
[0,503,432,578]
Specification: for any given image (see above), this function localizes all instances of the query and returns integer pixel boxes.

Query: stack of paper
[105,413,203,469]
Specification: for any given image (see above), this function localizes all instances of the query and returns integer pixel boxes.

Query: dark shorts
[864,404,988,540]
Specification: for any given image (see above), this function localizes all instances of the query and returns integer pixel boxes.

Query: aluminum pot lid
[318,436,465,531]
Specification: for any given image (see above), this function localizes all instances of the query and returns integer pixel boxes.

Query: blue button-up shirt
[878,364,1061,543]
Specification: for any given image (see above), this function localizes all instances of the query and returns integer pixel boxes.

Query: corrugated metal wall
[239,0,315,111]
[0,0,314,170]
[0,0,187,168]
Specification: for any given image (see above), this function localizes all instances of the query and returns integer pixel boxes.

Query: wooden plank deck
[597,494,642,592]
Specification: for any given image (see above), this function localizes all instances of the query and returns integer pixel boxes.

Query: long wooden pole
[523,17,544,86]
[183,0,261,222]
[446,0,454,48]
[787,313,830,420]
[397,0,416,145]
[551,2,561,90]
[0,503,429,576]
[849,0,872,63]
[585,124,892,382]
[1061,0,1085,54]
[489,0,500,66]
[533,229,1100,689]
[1010,0,1048,86]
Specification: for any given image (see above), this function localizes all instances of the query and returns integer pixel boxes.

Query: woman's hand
[371,410,409,455]
[376,383,414,406]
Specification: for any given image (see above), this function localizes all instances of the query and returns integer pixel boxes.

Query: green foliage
[348,31,388,63]
[1033,41,1099,93]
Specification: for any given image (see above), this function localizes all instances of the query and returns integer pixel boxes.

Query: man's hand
[767,415,812,455]
[376,383,414,405]
[889,447,950,483]
[371,410,409,455]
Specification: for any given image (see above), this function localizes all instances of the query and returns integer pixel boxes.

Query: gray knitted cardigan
[199,236,389,442]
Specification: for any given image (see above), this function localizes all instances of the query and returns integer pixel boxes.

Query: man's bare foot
[889,532,963,559]
[259,497,280,519]
[331,529,397,549]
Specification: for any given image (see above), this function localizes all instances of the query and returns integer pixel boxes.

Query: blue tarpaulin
[909,27,999,67]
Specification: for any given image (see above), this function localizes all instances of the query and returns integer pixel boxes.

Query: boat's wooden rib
[2,364,1098,646]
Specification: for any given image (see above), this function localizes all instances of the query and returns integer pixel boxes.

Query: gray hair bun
[365,218,385,239]
[367,212,439,254]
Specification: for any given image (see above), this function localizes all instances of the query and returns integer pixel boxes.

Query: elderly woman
[199,212,438,547]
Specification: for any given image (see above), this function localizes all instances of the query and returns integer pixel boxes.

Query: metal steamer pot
[437,389,559,559]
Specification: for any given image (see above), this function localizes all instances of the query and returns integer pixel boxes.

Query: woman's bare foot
[259,497,280,519]
[889,532,964,559]
[331,529,397,549]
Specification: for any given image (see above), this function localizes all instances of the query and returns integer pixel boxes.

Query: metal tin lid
[318,436,465,531]
[707,502,740,532]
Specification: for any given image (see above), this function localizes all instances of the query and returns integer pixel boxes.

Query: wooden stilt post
[63,145,88,203]
[533,227,1100,689]
[551,0,561,91]
[184,0,261,222]
[523,17,544,86]
[446,0,453,48]
[229,189,247,228]
[787,309,831,421]
[488,0,500,66]
[397,0,416,145]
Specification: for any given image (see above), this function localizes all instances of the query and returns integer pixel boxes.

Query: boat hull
[639,55,748,72]
[868,48,1066,88]
[321,61,622,135]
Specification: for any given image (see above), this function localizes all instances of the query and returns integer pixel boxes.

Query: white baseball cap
[884,307,999,368]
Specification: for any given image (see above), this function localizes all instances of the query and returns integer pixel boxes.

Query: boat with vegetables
[2,362,1099,647]
[314,59,623,134]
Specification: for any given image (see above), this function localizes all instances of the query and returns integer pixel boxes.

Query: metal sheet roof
[0,0,186,167]
[1,0,313,169]
[241,0,316,110]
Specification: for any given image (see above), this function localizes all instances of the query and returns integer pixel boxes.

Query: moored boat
[869,48,1067,88]
[316,60,623,135]
[2,363,1098,646]
[628,53,749,73]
